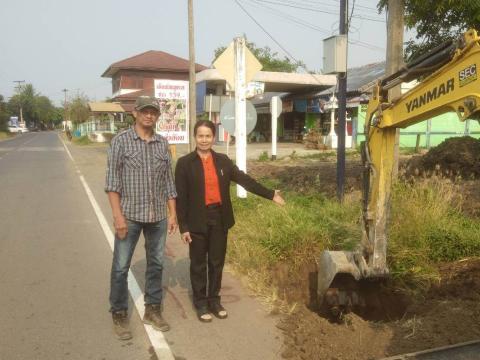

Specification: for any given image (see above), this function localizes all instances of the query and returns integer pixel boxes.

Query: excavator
[317,28,480,318]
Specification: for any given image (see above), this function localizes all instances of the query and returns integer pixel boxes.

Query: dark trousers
[189,207,228,309]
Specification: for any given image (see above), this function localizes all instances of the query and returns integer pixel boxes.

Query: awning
[88,102,125,113]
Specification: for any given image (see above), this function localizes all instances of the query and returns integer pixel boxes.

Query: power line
[253,0,385,22]
[276,0,379,15]
[234,0,327,82]
[246,0,333,34]
[244,0,384,52]
[328,0,378,12]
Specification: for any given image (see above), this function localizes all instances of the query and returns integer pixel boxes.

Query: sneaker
[112,310,132,340]
[144,304,170,332]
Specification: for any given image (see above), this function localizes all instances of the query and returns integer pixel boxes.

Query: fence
[75,119,116,142]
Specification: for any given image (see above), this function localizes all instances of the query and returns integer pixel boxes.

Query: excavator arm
[318,29,480,317]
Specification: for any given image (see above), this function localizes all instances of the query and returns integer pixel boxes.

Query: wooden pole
[386,0,405,177]
[188,0,196,152]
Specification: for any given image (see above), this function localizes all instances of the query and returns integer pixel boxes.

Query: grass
[72,135,93,145]
[388,177,480,288]
[227,174,480,303]
[227,187,361,301]
[257,151,269,162]
[0,131,15,140]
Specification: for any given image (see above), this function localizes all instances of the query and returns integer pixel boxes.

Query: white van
[8,125,29,133]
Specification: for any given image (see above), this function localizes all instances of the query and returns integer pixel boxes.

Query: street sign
[213,42,262,89]
[220,99,257,135]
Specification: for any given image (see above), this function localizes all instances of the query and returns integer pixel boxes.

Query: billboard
[154,79,189,144]
[9,116,19,126]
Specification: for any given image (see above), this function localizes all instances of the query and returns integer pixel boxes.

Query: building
[195,68,336,142]
[101,50,207,113]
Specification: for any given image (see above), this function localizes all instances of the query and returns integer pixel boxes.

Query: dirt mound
[406,137,480,178]
[277,258,480,359]
[249,161,363,195]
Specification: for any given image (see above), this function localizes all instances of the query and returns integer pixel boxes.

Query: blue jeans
[109,219,167,312]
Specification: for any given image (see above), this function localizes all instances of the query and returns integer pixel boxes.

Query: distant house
[101,51,207,113]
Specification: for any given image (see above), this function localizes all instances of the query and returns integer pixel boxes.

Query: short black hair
[194,120,216,136]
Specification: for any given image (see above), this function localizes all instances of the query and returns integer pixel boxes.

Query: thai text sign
[154,79,189,144]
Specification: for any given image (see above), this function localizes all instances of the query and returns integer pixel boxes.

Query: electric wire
[252,0,385,22]
[244,0,384,52]
[234,0,328,84]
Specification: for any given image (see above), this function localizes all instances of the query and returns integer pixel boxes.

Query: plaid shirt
[105,127,177,223]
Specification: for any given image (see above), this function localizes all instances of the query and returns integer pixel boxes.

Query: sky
[0,0,407,107]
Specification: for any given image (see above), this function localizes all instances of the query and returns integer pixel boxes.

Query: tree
[68,93,90,124]
[8,84,37,124]
[0,95,9,131]
[34,96,56,126]
[7,83,60,128]
[213,37,305,72]
[378,0,480,61]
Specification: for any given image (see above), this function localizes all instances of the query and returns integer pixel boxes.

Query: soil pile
[406,136,480,178]
[249,161,363,195]
[277,258,480,360]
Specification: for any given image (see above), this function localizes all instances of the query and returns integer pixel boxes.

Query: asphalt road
[0,132,282,360]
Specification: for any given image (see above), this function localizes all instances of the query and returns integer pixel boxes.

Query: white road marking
[58,134,175,360]
[17,146,64,151]
[60,138,75,162]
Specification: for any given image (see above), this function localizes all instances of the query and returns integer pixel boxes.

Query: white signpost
[324,95,338,149]
[270,96,282,160]
[213,37,262,198]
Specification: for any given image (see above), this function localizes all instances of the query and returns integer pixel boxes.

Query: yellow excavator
[317,29,480,317]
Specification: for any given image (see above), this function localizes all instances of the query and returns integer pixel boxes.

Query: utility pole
[188,0,196,152]
[336,0,347,202]
[387,0,404,177]
[62,88,69,129]
[13,80,25,125]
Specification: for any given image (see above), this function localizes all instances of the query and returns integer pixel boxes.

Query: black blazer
[175,150,274,234]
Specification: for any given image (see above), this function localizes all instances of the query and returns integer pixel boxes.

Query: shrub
[102,132,115,143]
[73,135,93,145]
[257,151,269,162]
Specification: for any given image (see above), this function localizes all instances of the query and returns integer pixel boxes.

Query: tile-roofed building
[101,50,207,113]
[102,50,207,77]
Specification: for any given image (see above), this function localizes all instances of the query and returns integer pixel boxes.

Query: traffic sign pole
[234,37,247,198]
[270,96,282,161]
[213,36,262,199]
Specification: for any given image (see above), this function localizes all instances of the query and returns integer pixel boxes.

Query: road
[0,132,282,360]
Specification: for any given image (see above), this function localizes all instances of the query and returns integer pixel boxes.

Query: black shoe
[144,304,170,332]
[196,307,213,323]
[112,310,132,340]
[209,303,228,319]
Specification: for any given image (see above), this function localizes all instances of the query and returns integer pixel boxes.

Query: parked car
[8,125,29,133]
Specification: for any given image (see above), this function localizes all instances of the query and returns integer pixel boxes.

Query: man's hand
[273,190,286,206]
[168,215,178,235]
[181,232,192,244]
[114,214,128,240]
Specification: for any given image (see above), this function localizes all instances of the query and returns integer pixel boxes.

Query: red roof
[102,50,207,77]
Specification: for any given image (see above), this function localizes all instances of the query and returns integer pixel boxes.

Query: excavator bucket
[317,250,365,318]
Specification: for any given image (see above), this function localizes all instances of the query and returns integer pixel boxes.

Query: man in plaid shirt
[105,96,177,340]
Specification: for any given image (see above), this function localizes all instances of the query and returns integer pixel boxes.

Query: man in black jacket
[175,120,284,322]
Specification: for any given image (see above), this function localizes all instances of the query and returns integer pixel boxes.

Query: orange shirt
[201,154,222,205]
